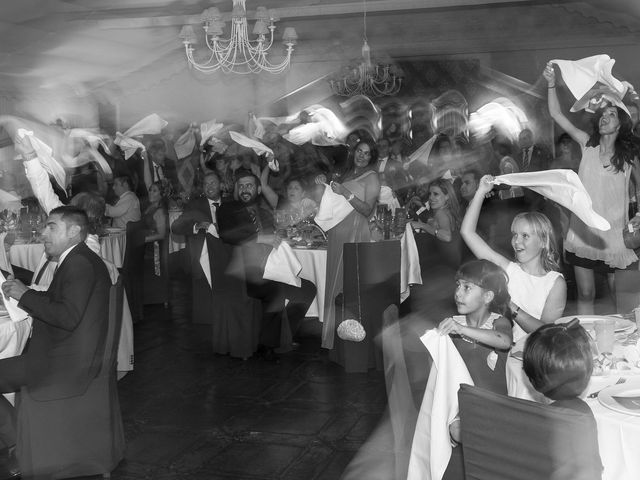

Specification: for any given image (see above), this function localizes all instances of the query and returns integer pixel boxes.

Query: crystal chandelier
[329,0,402,97]
[179,0,298,75]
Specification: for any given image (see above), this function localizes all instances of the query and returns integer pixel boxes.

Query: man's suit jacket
[517,145,551,173]
[18,242,111,401]
[171,196,230,289]
[128,153,179,199]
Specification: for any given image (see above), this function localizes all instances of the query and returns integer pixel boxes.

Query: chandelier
[329,0,402,97]
[179,0,298,75]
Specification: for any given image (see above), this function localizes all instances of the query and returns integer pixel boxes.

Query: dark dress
[142,204,170,305]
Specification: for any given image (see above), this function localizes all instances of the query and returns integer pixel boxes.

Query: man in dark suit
[517,128,552,210]
[0,206,111,472]
[171,172,225,325]
[128,137,179,200]
[217,172,316,360]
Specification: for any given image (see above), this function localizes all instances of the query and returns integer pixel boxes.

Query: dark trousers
[0,355,28,449]
[247,278,316,347]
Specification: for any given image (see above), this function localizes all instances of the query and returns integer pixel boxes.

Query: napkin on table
[0,269,29,322]
[263,242,302,287]
[400,222,422,302]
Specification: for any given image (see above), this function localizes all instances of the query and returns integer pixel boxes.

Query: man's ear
[68,224,81,238]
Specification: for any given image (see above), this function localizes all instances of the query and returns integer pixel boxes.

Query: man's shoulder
[66,243,110,279]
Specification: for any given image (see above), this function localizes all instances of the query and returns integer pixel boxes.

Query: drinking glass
[594,319,616,354]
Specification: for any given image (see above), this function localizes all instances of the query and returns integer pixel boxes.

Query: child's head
[510,212,559,272]
[454,260,510,317]
[523,320,593,401]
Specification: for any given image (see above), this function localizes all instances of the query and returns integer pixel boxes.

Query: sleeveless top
[564,146,637,268]
[506,262,563,343]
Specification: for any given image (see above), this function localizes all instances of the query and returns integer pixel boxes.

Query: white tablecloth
[0,314,32,404]
[9,233,126,270]
[506,336,640,480]
[292,248,327,320]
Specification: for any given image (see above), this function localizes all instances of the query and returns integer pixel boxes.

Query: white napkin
[199,240,212,289]
[407,330,473,480]
[550,55,631,115]
[492,169,610,231]
[68,128,111,154]
[17,128,67,190]
[173,124,197,160]
[282,105,347,147]
[0,233,12,276]
[378,185,401,210]
[229,131,274,158]
[115,114,168,160]
[406,134,437,167]
[0,269,29,322]
[400,223,422,302]
[314,184,354,232]
[200,119,224,147]
[263,242,302,287]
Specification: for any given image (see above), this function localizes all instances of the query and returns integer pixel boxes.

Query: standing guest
[461,175,567,343]
[218,172,316,360]
[459,169,481,208]
[550,133,581,172]
[0,206,111,477]
[105,176,141,229]
[544,62,640,314]
[321,140,380,351]
[375,137,404,209]
[516,128,552,211]
[130,138,178,200]
[141,180,170,306]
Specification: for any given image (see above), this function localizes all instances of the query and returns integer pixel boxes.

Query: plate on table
[599,379,640,416]
[556,315,636,334]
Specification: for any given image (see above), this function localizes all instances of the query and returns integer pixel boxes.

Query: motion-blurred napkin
[263,242,302,287]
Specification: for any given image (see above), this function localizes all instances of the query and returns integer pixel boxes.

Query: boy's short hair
[523,321,593,400]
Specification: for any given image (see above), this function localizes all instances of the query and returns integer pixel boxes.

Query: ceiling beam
[89,0,535,29]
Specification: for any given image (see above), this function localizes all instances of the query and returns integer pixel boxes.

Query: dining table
[0,312,32,404]
[506,314,640,480]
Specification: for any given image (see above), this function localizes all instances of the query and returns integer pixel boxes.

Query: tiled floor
[109,277,390,480]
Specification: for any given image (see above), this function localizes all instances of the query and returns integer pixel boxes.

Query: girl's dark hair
[343,139,378,177]
[455,259,511,317]
[286,177,308,191]
[587,106,640,172]
[523,321,593,400]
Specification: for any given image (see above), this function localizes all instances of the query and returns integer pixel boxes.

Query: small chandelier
[329,0,402,97]
[179,0,298,75]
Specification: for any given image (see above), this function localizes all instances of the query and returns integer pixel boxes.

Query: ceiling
[1,1,640,105]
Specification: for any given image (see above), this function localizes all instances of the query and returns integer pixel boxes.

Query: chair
[614,269,640,314]
[458,384,601,480]
[123,220,146,320]
[16,277,126,479]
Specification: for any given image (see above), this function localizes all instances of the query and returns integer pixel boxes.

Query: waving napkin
[550,55,631,115]
[407,330,473,480]
[493,169,610,231]
[314,184,354,232]
[115,114,168,160]
[0,269,29,322]
[17,129,67,190]
[200,119,225,147]
[174,124,197,160]
[263,242,302,287]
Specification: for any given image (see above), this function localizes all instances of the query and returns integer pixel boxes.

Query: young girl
[439,259,513,395]
[461,175,567,343]
[523,320,602,476]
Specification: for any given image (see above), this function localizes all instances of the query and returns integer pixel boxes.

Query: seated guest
[523,320,602,476]
[141,180,170,306]
[461,175,567,343]
[105,175,141,229]
[218,172,316,360]
[261,168,317,222]
[0,206,111,477]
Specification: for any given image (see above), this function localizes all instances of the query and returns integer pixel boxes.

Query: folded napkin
[493,169,610,231]
[407,330,474,480]
[199,240,212,288]
[263,242,302,287]
[0,269,29,322]
[314,184,354,232]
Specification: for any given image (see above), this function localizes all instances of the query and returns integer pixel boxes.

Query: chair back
[102,275,124,376]
[458,384,601,480]
[615,269,640,314]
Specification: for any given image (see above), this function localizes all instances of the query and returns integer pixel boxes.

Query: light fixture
[179,0,298,75]
[329,0,402,97]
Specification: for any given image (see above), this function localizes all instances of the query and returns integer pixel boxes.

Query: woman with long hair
[544,62,640,314]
